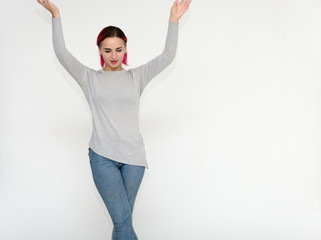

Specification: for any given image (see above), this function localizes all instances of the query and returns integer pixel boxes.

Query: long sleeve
[131,21,179,94]
[52,17,90,90]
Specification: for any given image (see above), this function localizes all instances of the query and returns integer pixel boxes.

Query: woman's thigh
[89,149,131,224]
[120,164,145,212]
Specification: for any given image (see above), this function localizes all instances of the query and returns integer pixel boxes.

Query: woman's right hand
[37,0,60,18]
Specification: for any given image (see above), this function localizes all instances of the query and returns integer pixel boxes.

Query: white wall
[1,0,321,239]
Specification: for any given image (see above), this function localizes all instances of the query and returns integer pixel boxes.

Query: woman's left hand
[170,0,192,23]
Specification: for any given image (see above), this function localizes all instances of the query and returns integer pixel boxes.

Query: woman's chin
[105,64,123,71]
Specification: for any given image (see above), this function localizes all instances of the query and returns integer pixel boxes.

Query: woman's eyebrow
[104,47,123,50]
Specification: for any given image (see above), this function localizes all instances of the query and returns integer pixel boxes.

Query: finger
[42,0,49,6]
[181,0,190,9]
[38,0,46,6]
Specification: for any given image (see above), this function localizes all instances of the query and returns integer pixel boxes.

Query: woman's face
[99,37,126,71]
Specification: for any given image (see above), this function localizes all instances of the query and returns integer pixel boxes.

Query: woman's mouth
[110,60,118,65]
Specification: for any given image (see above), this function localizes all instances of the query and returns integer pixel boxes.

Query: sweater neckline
[99,68,127,73]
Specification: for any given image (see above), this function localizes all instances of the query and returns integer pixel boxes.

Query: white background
[1,0,321,239]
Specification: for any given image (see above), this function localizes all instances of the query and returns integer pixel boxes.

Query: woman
[37,0,191,239]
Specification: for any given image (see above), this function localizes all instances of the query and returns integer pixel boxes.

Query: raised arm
[133,0,191,93]
[37,0,60,18]
[37,0,90,90]
[169,0,192,23]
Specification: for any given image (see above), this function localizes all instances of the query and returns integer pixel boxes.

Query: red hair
[96,26,128,68]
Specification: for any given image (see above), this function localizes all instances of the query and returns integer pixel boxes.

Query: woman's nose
[112,51,116,59]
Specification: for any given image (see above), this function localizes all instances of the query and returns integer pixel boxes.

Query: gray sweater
[52,17,178,168]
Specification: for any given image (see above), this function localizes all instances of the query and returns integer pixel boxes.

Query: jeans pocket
[88,148,104,163]
[88,148,93,159]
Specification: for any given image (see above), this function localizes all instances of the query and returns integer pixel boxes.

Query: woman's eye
[105,51,111,53]
[116,49,122,52]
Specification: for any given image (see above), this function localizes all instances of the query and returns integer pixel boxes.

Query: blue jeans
[89,148,145,240]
